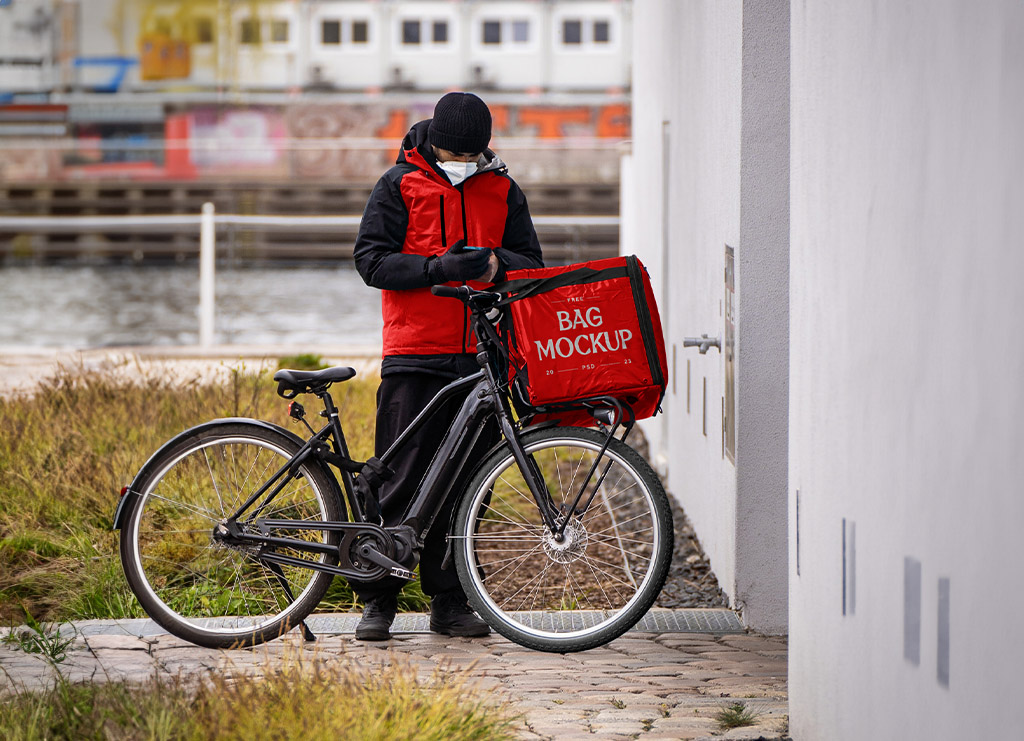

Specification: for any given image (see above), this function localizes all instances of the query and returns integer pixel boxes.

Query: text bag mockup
[494,255,668,424]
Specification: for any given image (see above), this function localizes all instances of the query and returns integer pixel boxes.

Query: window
[594,20,610,43]
[321,20,340,45]
[563,20,582,45]
[433,20,448,44]
[482,20,501,45]
[512,20,530,43]
[270,19,289,43]
[479,19,533,48]
[352,20,368,43]
[194,17,214,44]
[240,19,260,44]
[402,20,421,45]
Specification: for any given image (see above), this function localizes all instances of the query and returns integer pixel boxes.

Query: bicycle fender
[112,417,318,530]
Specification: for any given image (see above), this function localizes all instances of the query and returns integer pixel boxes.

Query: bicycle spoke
[478,502,544,531]
[125,429,339,645]
[235,445,266,512]
[496,472,543,509]
[203,447,227,517]
[587,511,656,538]
[146,492,222,522]
[499,558,554,611]
[587,532,655,549]
[527,559,556,612]
[577,553,643,593]
[457,428,671,648]
[481,544,546,591]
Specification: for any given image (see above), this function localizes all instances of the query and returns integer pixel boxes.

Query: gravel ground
[655,494,729,608]
[630,430,730,610]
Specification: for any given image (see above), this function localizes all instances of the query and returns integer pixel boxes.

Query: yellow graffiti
[108,0,277,88]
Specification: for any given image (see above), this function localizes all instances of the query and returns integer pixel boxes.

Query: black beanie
[428,92,492,154]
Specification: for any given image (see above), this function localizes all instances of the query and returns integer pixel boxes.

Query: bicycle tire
[453,426,673,653]
[119,421,343,649]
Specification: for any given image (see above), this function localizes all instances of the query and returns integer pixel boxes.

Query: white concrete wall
[737,0,789,633]
[627,0,788,633]
[789,1,1024,738]
[629,0,741,612]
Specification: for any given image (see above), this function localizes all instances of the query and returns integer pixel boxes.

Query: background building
[1,0,632,95]
[626,0,1024,738]
[1,0,632,262]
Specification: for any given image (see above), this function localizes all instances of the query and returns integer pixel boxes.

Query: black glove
[428,241,492,284]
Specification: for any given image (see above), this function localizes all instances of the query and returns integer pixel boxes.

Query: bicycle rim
[456,429,670,649]
[125,433,335,642]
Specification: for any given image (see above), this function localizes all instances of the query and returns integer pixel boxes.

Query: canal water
[0,263,383,349]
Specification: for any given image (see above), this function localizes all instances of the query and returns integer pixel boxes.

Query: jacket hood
[398,119,506,179]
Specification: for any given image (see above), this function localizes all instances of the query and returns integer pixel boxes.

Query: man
[352,92,543,640]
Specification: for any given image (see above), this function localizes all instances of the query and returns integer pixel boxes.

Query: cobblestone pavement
[0,614,788,740]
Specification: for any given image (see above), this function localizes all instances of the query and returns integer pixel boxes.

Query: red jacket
[354,120,543,357]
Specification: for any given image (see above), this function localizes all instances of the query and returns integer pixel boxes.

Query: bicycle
[114,285,673,653]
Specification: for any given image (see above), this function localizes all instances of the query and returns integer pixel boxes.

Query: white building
[0,0,632,94]
[626,1,1024,738]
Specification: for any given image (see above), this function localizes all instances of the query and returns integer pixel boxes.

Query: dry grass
[0,360,425,625]
[0,653,519,740]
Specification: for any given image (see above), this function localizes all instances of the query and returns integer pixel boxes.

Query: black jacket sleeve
[353,173,433,290]
[495,179,544,279]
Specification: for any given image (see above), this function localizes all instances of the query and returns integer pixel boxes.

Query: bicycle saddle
[273,366,356,398]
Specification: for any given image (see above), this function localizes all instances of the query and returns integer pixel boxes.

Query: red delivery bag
[494,255,668,425]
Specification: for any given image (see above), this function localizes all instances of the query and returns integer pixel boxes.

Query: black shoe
[355,596,397,641]
[429,592,491,637]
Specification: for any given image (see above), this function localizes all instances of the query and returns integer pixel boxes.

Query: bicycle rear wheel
[119,421,343,649]
[453,426,673,652]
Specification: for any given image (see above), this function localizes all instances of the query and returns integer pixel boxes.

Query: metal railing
[0,213,618,231]
[0,206,620,347]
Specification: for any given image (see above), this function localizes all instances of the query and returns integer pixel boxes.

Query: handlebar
[430,285,469,299]
[430,284,503,311]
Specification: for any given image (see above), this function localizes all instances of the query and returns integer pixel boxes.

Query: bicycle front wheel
[453,426,673,652]
[119,421,343,649]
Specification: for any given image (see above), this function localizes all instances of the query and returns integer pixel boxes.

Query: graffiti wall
[0,100,630,185]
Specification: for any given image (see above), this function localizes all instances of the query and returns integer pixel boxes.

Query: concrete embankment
[0,344,383,398]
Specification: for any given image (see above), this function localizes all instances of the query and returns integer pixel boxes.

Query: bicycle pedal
[389,567,415,580]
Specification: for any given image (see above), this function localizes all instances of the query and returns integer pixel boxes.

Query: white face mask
[438,160,478,186]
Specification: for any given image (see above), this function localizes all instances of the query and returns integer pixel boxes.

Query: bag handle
[491,264,629,305]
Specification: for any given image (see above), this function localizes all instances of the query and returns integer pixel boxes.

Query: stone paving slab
[1,614,789,740]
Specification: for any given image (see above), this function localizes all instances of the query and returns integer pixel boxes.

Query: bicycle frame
[202,321,569,589]
[119,290,628,591]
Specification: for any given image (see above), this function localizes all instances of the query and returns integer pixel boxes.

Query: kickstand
[264,561,316,642]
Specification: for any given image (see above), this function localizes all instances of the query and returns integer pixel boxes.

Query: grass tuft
[1,608,75,665]
[714,700,761,730]
[0,654,519,741]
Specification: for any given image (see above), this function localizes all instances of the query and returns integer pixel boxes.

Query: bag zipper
[458,183,471,353]
[439,194,447,249]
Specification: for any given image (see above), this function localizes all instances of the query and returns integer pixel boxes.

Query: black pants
[350,372,499,603]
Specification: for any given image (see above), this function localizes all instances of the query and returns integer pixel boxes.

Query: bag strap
[624,255,665,389]
[491,264,628,305]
